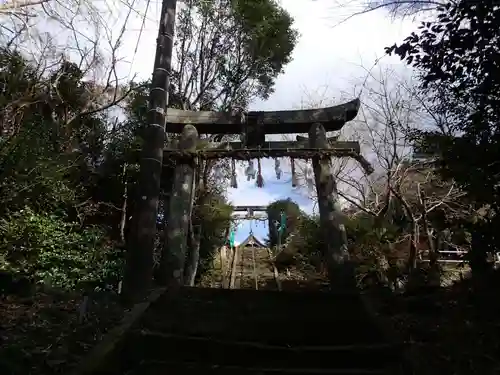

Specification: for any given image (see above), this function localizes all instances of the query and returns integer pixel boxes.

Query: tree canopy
[172,0,298,110]
[385,1,500,270]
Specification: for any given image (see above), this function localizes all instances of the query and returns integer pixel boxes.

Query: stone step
[236,247,276,289]
[122,361,387,375]
[122,330,403,371]
[82,287,405,375]
[138,288,383,346]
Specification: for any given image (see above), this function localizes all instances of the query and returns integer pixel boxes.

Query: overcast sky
[230,0,416,242]
[3,0,417,243]
[112,0,417,242]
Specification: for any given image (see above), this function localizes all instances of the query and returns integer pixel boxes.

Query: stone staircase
[235,246,278,290]
[88,287,407,375]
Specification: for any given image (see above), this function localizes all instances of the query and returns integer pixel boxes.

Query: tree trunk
[184,224,201,286]
[122,0,177,304]
[308,123,355,292]
[407,220,419,272]
[221,226,231,288]
[119,163,128,244]
[375,252,390,287]
[183,159,204,286]
[422,223,441,287]
[158,124,198,288]
[469,228,493,279]
[229,246,239,289]
[153,164,175,284]
[221,245,229,288]
[389,185,419,276]
[418,184,441,287]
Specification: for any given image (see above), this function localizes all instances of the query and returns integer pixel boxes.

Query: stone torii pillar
[308,123,355,292]
[159,124,198,288]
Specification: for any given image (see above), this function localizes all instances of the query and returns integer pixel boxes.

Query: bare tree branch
[329,0,451,29]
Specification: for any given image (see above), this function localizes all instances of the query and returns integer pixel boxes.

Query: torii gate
[122,0,373,301]
[230,205,268,248]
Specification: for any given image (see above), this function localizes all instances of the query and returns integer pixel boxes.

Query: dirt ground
[0,290,126,375]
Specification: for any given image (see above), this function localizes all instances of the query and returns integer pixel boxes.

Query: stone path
[234,246,279,290]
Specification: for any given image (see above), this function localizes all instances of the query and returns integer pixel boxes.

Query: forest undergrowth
[0,288,125,375]
[365,269,500,375]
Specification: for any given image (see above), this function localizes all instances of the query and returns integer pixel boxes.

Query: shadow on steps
[89,287,406,375]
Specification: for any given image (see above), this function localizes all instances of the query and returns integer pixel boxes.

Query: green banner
[279,211,286,234]
[229,229,235,247]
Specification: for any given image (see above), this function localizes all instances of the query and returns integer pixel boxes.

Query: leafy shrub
[195,192,233,280]
[0,207,124,291]
[276,214,323,271]
[266,199,301,248]
[282,211,409,289]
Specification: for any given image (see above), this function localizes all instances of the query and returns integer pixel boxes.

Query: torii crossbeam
[164,99,359,134]
[232,206,267,221]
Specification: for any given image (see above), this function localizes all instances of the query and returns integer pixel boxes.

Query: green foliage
[0,208,123,290]
[0,0,299,292]
[266,199,301,248]
[386,1,500,201]
[276,214,323,270]
[0,46,134,291]
[346,214,398,247]
[346,214,400,266]
[196,192,234,278]
[282,210,403,279]
[173,0,298,109]
[0,50,75,214]
[231,0,297,97]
